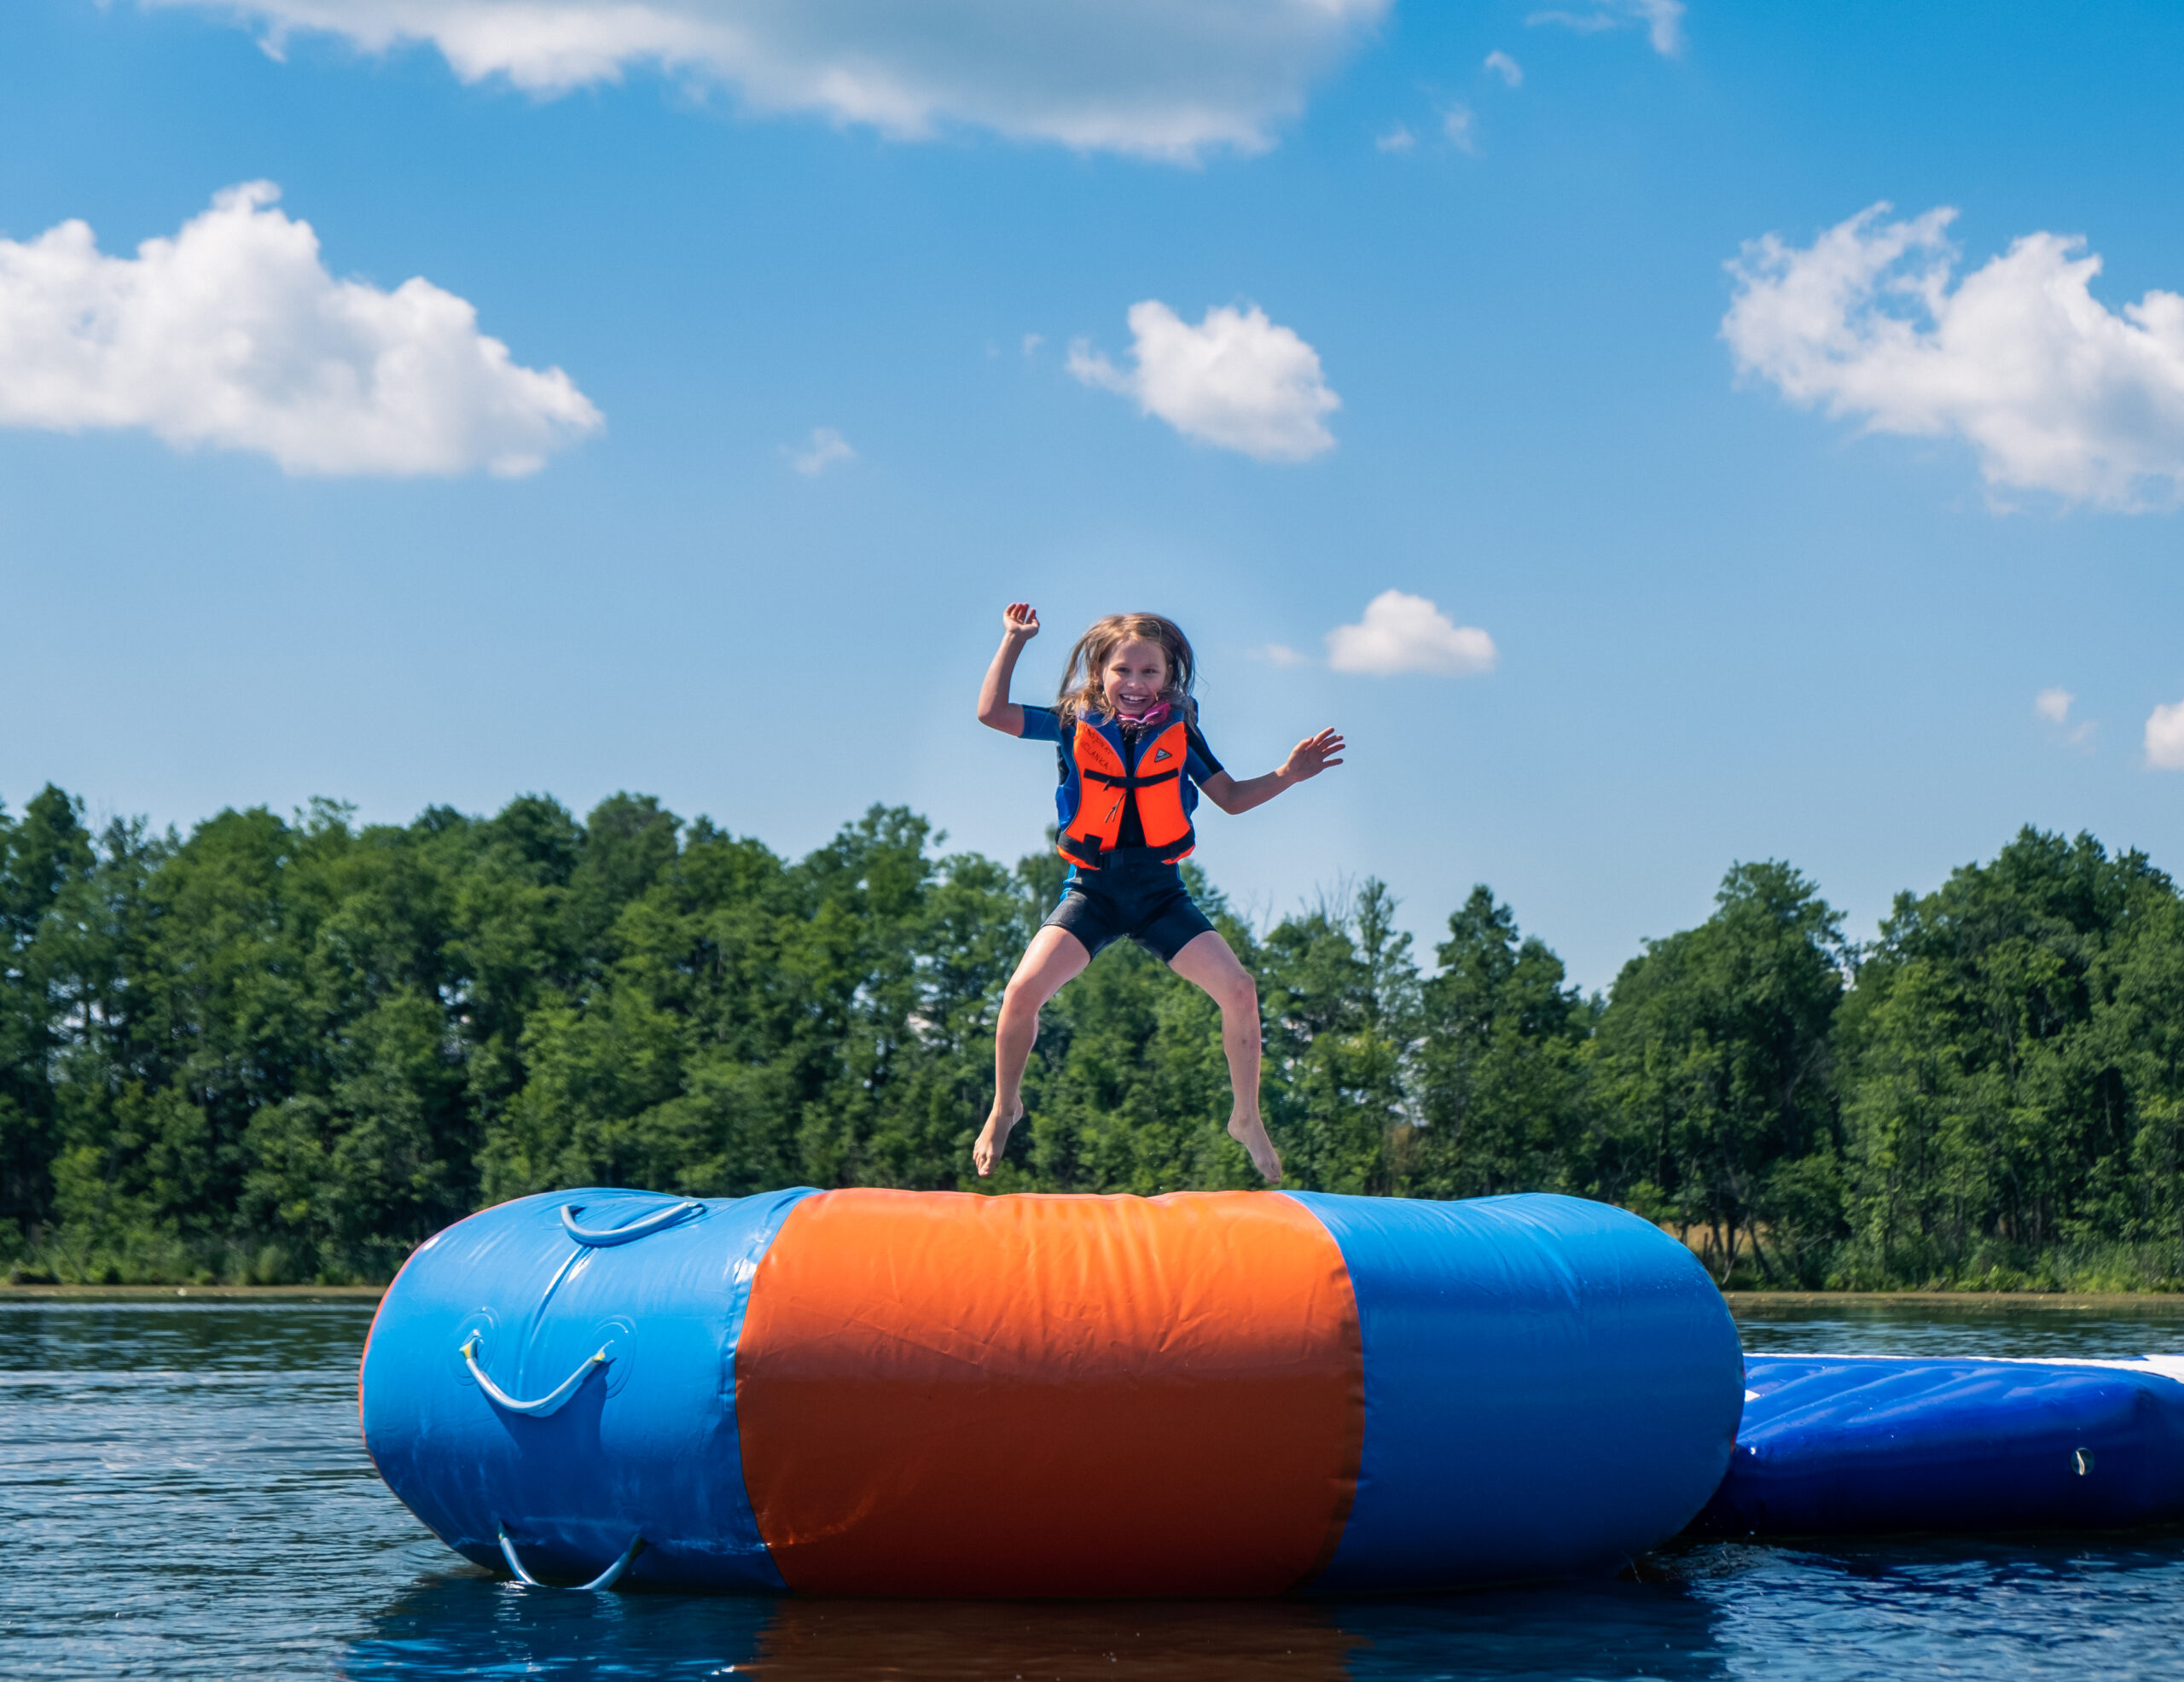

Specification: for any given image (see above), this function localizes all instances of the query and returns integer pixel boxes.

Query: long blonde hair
[1055,613,1197,729]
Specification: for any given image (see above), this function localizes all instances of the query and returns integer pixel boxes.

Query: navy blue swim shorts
[1042,851,1216,963]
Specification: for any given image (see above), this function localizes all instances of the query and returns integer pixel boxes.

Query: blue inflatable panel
[1695,1354,2184,1536]
[1284,1192,1744,1591]
[359,1186,816,1588]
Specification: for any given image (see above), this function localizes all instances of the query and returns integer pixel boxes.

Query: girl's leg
[974,925,1091,1176]
[1167,930,1281,1184]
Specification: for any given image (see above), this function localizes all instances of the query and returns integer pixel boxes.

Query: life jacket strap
[1055,835,1195,870]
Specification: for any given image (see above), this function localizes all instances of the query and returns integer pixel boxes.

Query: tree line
[2,783,2179,1289]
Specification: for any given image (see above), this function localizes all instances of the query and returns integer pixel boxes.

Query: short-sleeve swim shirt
[1019,705,1224,851]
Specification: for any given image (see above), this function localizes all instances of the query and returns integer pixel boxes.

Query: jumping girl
[973,602,1345,1184]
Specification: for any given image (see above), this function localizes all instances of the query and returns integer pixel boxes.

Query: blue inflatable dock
[1698,1353,2184,1536]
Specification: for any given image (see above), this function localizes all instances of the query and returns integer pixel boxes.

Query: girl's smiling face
[1102,638,1170,715]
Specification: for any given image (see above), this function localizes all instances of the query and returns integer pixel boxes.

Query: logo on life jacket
[1056,717,1197,869]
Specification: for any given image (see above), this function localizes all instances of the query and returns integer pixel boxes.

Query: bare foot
[973,1103,1023,1177]
[1228,1112,1283,1184]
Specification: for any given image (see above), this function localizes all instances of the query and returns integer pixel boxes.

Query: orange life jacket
[1054,714,1199,870]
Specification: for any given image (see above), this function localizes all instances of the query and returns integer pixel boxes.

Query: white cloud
[788,425,855,475]
[1020,332,1044,356]
[1252,642,1312,666]
[1529,9,1615,33]
[150,0,1389,160]
[1629,0,1686,53]
[1325,590,1496,677]
[1527,1,1684,56]
[1067,300,1339,463]
[0,181,598,476]
[1375,124,1415,154]
[1484,49,1524,86]
[2036,686,2095,748]
[1443,104,1478,154]
[1722,204,2184,509]
[2148,701,2184,770]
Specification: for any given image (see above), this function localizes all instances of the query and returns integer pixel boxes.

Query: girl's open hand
[1002,602,1040,640]
[1282,728,1346,783]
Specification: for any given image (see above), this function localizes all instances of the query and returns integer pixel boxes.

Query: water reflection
[341,1574,1736,1682]
[345,1565,769,1679]
[344,1576,1360,1679]
[1732,1299,2184,1359]
[337,1532,2184,1682]
[0,1297,377,1373]
[1338,1581,1725,1682]
[741,1598,1357,1681]
[1679,1532,2184,1681]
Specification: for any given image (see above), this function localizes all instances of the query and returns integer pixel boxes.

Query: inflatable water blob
[1696,1353,2184,1536]
[359,1187,1744,1594]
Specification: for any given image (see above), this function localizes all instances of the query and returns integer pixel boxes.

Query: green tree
[1408,886,1594,1200]
[0,788,96,1253]
[1592,861,1846,1283]
[1259,879,1414,1195]
[13,770,2184,1295]
[1837,829,2184,1288]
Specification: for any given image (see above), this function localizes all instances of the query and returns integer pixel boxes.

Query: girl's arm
[976,602,1041,735]
[1199,728,1345,816]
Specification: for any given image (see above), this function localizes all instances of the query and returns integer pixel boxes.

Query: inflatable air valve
[359,1188,1743,1594]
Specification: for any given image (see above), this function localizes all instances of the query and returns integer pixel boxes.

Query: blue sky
[4,1,2183,987]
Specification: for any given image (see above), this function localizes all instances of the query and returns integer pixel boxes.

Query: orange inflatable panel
[737,1190,1362,1596]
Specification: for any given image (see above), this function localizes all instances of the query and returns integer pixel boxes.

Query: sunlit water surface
[2,1295,2180,1680]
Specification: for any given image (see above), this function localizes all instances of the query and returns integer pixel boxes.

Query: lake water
[2,1295,2180,1680]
